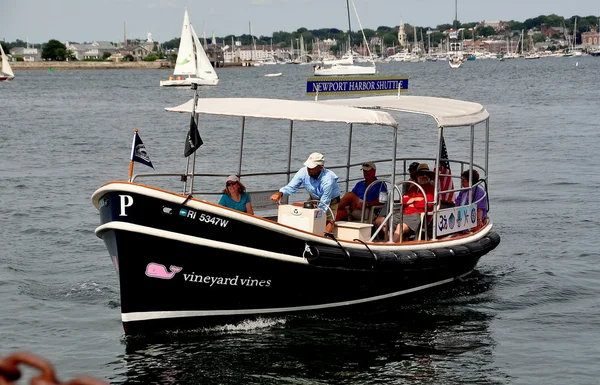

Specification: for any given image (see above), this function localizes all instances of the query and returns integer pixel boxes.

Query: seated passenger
[375,163,435,242]
[335,161,387,222]
[218,175,254,214]
[455,170,487,227]
[401,161,421,195]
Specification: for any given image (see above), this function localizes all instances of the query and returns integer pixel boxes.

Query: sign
[306,76,409,96]
[436,204,477,236]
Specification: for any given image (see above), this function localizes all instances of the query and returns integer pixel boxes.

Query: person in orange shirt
[375,163,435,242]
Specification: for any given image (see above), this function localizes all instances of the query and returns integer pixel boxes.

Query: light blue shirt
[280,167,341,210]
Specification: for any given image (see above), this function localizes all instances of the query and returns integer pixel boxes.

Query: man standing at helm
[271,152,341,233]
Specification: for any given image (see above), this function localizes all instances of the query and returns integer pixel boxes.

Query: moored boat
[92,81,500,334]
[449,57,463,68]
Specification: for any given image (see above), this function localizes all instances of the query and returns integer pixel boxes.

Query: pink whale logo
[145,263,182,279]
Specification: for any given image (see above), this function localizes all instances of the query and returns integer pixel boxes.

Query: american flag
[437,134,454,202]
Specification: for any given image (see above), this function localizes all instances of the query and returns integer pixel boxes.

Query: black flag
[131,131,154,169]
[184,115,203,157]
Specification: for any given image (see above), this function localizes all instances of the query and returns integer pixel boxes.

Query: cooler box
[277,205,326,235]
[334,221,373,241]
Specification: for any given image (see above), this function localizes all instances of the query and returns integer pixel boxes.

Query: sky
[2,0,599,44]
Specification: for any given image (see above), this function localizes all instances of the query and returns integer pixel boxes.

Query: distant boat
[0,44,15,81]
[449,57,463,69]
[313,0,376,76]
[160,9,218,87]
[264,72,282,77]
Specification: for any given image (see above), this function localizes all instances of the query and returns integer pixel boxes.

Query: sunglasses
[226,181,238,186]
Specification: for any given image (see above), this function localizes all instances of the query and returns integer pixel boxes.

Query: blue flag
[131,131,154,169]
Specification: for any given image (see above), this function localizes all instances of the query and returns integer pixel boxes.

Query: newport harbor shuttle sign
[306,76,409,97]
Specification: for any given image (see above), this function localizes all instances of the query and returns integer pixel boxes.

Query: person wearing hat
[270,152,341,232]
[375,163,436,242]
[335,161,387,222]
[401,161,421,195]
[218,175,254,214]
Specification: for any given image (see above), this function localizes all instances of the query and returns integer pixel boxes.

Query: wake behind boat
[160,9,219,87]
[0,44,15,81]
[92,79,500,335]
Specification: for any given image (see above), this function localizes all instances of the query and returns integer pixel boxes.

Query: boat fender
[373,250,400,264]
[430,248,454,261]
[414,249,438,267]
[395,251,419,266]
[487,232,501,247]
[324,232,351,259]
[308,244,348,261]
[353,239,377,261]
[477,236,494,251]
[464,240,485,256]
[448,245,471,258]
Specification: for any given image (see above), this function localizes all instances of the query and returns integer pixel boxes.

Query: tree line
[3,13,598,61]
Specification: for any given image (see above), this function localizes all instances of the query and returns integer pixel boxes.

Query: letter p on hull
[119,195,134,216]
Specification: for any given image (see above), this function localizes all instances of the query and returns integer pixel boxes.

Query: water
[1,58,599,384]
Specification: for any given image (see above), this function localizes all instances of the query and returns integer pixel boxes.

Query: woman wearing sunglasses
[218,175,254,215]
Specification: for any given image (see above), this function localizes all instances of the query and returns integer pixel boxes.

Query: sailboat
[160,9,219,87]
[313,0,376,76]
[0,44,15,82]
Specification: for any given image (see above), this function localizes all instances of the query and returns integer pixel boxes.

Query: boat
[313,0,376,76]
[449,57,463,68]
[159,9,218,87]
[92,81,500,334]
[313,63,376,76]
[264,72,282,77]
[0,44,15,81]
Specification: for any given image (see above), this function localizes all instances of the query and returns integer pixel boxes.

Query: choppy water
[1,58,599,384]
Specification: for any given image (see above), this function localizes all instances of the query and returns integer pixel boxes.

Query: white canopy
[165,98,398,127]
[322,95,489,128]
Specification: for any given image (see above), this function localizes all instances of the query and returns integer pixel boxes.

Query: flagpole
[128,129,138,182]
[189,84,200,195]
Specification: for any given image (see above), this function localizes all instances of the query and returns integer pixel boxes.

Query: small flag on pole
[131,130,154,169]
[184,115,203,157]
[437,134,454,202]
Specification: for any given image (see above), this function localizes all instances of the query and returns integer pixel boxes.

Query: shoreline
[10,61,244,70]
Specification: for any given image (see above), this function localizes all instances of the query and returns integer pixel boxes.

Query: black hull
[93,184,500,334]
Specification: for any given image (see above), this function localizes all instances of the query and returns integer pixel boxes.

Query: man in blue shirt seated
[270,152,341,233]
[335,161,387,222]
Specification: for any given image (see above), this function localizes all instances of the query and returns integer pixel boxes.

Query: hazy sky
[2,0,599,44]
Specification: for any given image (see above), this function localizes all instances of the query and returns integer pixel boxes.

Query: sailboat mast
[346,0,352,51]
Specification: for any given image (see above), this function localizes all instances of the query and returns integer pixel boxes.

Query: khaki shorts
[392,212,422,233]
[311,195,340,222]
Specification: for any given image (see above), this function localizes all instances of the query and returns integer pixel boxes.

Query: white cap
[303,152,325,168]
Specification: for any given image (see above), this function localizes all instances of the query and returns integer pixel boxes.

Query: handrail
[359,179,387,222]
[128,157,489,231]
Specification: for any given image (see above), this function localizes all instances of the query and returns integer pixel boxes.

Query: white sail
[191,25,218,82]
[160,9,219,87]
[313,0,376,76]
[173,9,197,75]
[1,44,15,79]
